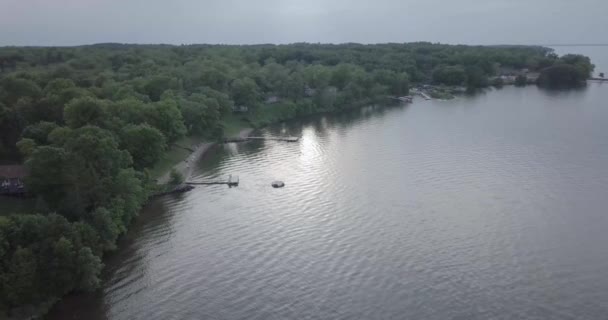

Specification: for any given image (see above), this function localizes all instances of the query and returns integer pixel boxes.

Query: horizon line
[1,42,607,48]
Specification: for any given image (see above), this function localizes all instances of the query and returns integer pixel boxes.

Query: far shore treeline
[0,43,594,317]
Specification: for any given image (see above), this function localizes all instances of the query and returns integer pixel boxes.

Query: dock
[389,96,413,103]
[186,175,239,187]
[417,91,432,100]
[223,136,300,143]
[589,78,607,82]
[247,136,299,142]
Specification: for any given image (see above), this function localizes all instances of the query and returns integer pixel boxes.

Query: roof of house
[0,165,28,179]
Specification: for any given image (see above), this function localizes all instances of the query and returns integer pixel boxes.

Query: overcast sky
[1,0,606,46]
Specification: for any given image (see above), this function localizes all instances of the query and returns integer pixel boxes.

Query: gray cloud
[1,0,606,46]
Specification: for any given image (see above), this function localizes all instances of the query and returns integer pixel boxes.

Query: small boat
[271,181,285,188]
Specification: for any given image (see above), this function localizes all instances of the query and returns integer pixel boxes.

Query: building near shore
[0,165,27,196]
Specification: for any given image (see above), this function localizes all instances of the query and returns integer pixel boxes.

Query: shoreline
[156,128,254,185]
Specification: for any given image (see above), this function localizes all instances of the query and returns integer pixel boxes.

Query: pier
[589,78,607,82]
[223,136,300,143]
[417,91,432,100]
[186,174,239,187]
[389,96,413,103]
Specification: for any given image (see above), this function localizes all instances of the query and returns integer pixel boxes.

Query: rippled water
[52,84,608,320]
[50,82,608,319]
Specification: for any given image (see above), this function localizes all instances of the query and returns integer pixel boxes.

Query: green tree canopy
[143,100,187,142]
[64,97,108,128]
[538,64,588,87]
[432,65,467,86]
[121,124,167,169]
[230,77,259,107]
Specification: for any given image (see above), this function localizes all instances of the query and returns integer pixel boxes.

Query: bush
[169,169,184,186]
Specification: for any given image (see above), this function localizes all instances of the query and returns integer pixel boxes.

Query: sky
[1,0,607,46]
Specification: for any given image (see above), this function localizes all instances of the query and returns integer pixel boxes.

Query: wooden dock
[417,91,432,100]
[389,96,413,103]
[223,136,300,143]
[247,136,299,142]
[186,175,239,187]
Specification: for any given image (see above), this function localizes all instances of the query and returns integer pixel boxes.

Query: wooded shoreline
[0,43,595,319]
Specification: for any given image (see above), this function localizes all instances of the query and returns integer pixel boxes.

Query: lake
[50,48,608,320]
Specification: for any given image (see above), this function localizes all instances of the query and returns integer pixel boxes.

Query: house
[304,87,316,97]
[0,165,27,196]
[526,72,540,83]
[265,96,280,104]
[500,75,517,85]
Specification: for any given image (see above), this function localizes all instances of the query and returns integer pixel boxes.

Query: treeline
[0,42,593,316]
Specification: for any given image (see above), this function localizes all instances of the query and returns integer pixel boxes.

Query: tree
[3,247,38,306]
[143,75,179,102]
[432,66,467,86]
[49,237,77,294]
[169,169,184,186]
[0,214,103,310]
[282,72,306,100]
[200,88,234,115]
[465,66,489,89]
[61,126,132,215]
[330,64,356,90]
[64,97,108,128]
[121,124,167,170]
[26,126,131,215]
[87,207,119,251]
[22,121,59,144]
[16,138,37,158]
[0,76,42,105]
[43,78,76,95]
[600,72,604,79]
[143,100,187,142]
[75,247,103,291]
[230,77,259,107]
[259,62,289,92]
[538,64,587,87]
[559,54,594,79]
[106,98,147,125]
[25,146,68,208]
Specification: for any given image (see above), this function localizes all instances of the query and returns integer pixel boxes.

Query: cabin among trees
[0,164,27,195]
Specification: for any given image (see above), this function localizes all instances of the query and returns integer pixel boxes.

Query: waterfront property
[265,95,281,104]
[0,165,27,196]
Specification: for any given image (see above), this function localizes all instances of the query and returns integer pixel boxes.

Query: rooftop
[0,165,28,179]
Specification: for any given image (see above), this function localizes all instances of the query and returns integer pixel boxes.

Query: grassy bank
[150,115,251,182]
[149,135,204,180]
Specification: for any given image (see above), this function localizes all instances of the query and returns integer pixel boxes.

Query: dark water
[50,55,608,320]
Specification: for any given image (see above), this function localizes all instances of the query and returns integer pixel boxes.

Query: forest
[0,42,594,317]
